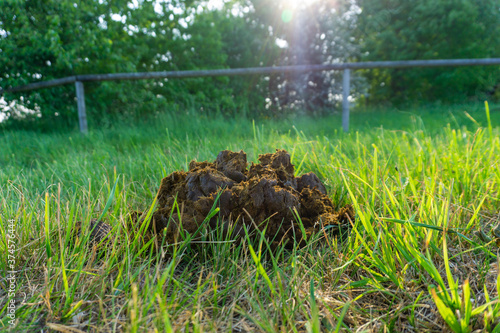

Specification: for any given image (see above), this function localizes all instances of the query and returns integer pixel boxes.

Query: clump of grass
[1,102,500,331]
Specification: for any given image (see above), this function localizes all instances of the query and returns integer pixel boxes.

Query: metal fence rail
[2,57,500,133]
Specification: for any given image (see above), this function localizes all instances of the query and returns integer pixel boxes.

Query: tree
[0,0,196,127]
[210,6,282,116]
[236,0,364,114]
[1,0,369,128]
[356,0,500,104]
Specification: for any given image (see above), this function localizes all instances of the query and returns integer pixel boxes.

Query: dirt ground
[131,149,353,249]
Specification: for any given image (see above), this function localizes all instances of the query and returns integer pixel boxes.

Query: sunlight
[285,0,319,9]
[280,0,320,22]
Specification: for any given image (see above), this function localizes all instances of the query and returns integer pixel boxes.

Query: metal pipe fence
[2,57,500,133]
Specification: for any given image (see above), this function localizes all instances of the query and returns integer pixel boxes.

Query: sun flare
[283,0,319,9]
[280,0,320,23]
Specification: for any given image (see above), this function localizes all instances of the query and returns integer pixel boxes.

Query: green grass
[2,102,500,332]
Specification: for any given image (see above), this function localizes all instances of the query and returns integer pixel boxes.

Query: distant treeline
[1,0,499,128]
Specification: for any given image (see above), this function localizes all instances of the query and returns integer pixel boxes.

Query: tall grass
[1,102,500,331]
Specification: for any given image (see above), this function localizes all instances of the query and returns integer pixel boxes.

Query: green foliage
[356,0,500,104]
[2,0,499,129]
[0,0,200,126]
[244,0,365,113]
[0,0,366,129]
[163,10,253,117]
[217,10,280,117]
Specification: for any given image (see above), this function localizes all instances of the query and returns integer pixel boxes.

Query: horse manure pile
[132,149,353,249]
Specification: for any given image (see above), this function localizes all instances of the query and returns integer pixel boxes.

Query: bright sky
[281,0,319,9]
[207,0,320,11]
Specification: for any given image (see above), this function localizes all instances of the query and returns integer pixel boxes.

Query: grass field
[2,102,500,332]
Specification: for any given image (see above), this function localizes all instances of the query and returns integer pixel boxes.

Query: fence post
[75,81,88,134]
[342,68,350,133]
